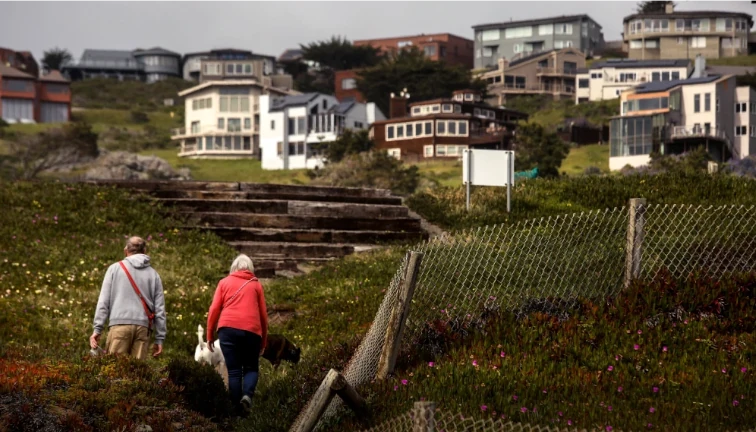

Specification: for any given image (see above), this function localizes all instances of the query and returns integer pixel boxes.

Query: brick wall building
[354,33,474,68]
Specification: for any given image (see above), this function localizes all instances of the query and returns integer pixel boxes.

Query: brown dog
[262,334,301,370]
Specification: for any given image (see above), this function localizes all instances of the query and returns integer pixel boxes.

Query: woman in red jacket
[206,254,268,414]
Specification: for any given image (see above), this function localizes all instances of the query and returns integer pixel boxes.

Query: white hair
[229,254,254,274]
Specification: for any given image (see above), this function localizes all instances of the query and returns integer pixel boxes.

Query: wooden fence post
[293,369,340,432]
[330,372,369,419]
[624,198,647,289]
[412,401,436,432]
[376,251,424,380]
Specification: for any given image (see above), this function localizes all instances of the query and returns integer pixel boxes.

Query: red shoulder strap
[119,261,155,322]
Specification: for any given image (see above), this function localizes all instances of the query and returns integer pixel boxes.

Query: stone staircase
[85,180,428,277]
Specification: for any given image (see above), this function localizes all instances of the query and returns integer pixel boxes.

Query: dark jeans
[218,327,261,407]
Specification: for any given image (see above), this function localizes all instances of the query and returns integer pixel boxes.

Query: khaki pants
[106,324,150,360]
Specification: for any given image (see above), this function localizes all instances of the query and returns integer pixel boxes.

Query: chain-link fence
[290,203,756,431]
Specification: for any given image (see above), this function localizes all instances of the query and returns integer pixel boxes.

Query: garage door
[1,98,34,122]
[40,102,69,123]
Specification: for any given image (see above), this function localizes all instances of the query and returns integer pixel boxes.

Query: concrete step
[230,242,379,259]
[160,198,410,219]
[151,190,403,205]
[184,212,423,232]
[198,227,427,244]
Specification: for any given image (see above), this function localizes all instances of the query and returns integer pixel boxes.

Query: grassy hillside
[708,55,756,66]
[505,96,619,130]
[71,78,193,111]
[560,143,609,175]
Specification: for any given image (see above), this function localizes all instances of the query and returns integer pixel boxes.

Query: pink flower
[647,423,653,429]
[428,362,435,367]
[567,420,573,426]
[513,395,518,401]
[472,360,478,367]
[742,367,748,373]
[607,426,613,431]
[401,379,408,385]
[520,407,528,413]
[393,386,398,391]
[653,387,659,393]
[634,344,640,351]
[649,407,655,413]
[558,411,563,417]
[637,330,642,335]
[618,386,623,392]
[662,346,668,352]
[608,406,613,412]
[481,405,487,411]
[722,368,727,374]
[500,351,506,357]
[733,400,740,407]
[615,355,619,361]
[607,365,614,371]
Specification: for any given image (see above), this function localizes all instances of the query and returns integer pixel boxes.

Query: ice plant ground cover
[1,178,756,431]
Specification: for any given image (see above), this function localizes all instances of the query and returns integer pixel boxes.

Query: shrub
[308,150,420,195]
[167,358,234,421]
[513,122,570,178]
[723,156,756,178]
[583,165,602,176]
[130,110,150,124]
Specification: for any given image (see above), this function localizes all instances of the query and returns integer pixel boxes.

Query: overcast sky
[1,1,754,62]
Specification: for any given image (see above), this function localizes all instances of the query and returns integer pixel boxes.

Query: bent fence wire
[289,204,756,431]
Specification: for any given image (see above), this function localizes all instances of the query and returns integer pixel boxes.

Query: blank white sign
[462,149,514,187]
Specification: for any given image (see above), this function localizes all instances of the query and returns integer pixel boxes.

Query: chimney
[498,57,509,70]
[691,54,707,78]
[665,2,675,14]
[389,89,410,119]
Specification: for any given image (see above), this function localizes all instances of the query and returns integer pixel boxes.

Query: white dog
[194,324,225,368]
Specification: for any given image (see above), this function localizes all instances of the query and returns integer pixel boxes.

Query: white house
[171,80,295,158]
[575,58,692,104]
[259,93,385,170]
[609,74,755,170]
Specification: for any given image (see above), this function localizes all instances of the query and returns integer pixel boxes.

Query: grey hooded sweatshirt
[93,254,167,345]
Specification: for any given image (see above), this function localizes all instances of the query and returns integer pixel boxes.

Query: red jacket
[206,270,268,348]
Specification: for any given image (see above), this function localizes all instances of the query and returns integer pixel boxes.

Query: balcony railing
[171,124,257,138]
[496,83,575,95]
[670,125,737,158]
[536,67,579,76]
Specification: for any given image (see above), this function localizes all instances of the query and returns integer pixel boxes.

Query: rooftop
[178,79,295,97]
[278,48,304,62]
[354,32,473,43]
[39,70,70,83]
[133,47,181,57]
[590,58,691,70]
[633,75,723,94]
[0,63,36,79]
[473,14,601,31]
[270,93,320,111]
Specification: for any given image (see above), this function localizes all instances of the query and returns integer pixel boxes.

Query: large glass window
[227,118,241,132]
[610,116,657,157]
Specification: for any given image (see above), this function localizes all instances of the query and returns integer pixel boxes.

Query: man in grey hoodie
[90,236,167,359]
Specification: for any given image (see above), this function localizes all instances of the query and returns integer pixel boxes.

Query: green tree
[313,128,374,163]
[356,48,487,114]
[512,122,569,178]
[42,47,73,72]
[636,1,674,13]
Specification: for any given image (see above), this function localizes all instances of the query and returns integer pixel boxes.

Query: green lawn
[560,143,610,175]
[5,109,181,136]
[708,55,756,66]
[412,159,462,187]
[137,148,312,184]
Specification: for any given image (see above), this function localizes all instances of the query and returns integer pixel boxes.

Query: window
[751,125,756,137]
[235,64,243,74]
[220,97,229,112]
[578,79,589,88]
[722,38,742,49]
[243,137,251,150]
[717,98,720,112]
[415,123,422,136]
[672,71,680,80]
[244,118,251,130]
[192,99,198,110]
[387,125,395,139]
[630,20,643,34]
[691,19,709,31]
[244,64,252,74]
[442,104,453,113]
[590,72,603,79]
[448,121,456,135]
[694,94,701,113]
[288,117,295,133]
[619,73,637,82]
[271,120,275,130]
[677,37,685,45]
[323,99,328,110]
[297,117,306,134]
[406,122,414,137]
[662,72,670,81]
[191,121,200,134]
[217,118,225,129]
[505,26,533,39]
[341,78,357,90]
[630,40,643,49]
[652,72,661,82]
[424,145,434,157]
[691,37,706,48]
[397,40,413,48]
[704,93,711,112]
[735,126,747,136]
[397,125,404,138]
[387,148,401,160]
[751,102,756,113]
[481,29,500,41]
[440,46,446,58]
[437,121,445,135]
[459,122,467,135]
[226,64,234,74]
[676,19,685,31]
[539,24,553,35]
[45,84,68,94]
[555,23,573,35]
[736,102,747,113]
[424,45,437,57]
[227,118,241,132]
[240,97,250,112]
[424,121,432,135]
[645,40,658,49]
[513,44,522,53]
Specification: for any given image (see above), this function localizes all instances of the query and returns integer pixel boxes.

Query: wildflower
[608,406,613,412]
[558,411,563,417]
[567,420,573,426]
[472,360,478,367]
[647,423,653,429]
[520,407,527,413]
[393,386,398,391]
[401,379,408,385]
[637,330,642,335]
[606,426,613,431]
[722,368,727,374]
[653,387,659,393]
[634,344,640,350]
[733,400,739,407]
[662,346,668,352]
[481,405,487,412]
[742,367,747,373]
[617,386,623,392]
[607,365,614,371]
[649,407,655,413]
[513,395,518,401]
[500,351,506,357]
[428,362,435,367]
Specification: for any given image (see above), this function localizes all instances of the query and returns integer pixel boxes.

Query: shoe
[240,395,252,412]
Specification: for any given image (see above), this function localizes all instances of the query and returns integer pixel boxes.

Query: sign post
[462,149,515,213]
